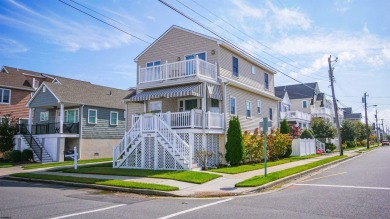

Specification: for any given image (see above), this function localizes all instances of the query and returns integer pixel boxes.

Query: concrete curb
[3,176,180,197]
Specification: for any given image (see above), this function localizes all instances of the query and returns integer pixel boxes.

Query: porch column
[60,103,64,133]
[202,82,207,128]
[28,108,33,132]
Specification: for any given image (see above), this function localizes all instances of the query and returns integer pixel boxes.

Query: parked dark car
[382,139,389,146]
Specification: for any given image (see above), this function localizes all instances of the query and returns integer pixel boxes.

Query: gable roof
[275,82,318,99]
[35,77,132,110]
[0,66,55,91]
[135,25,277,73]
[275,87,287,99]
[342,107,362,120]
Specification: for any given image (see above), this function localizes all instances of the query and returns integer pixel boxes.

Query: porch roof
[130,83,203,101]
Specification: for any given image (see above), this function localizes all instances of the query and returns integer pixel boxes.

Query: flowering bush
[266,129,292,161]
[243,128,263,163]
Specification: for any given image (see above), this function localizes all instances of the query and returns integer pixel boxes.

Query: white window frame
[150,101,162,113]
[0,88,11,104]
[246,100,252,118]
[40,111,49,122]
[64,109,79,123]
[178,98,200,112]
[184,51,207,61]
[302,100,308,108]
[146,60,161,67]
[110,111,119,125]
[230,96,236,115]
[257,100,261,114]
[32,78,39,89]
[88,109,97,124]
[251,65,256,74]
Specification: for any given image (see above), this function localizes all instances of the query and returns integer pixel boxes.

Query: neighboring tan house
[113,25,280,170]
[342,107,361,121]
[0,66,56,124]
[275,86,311,129]
[14,76,132,162]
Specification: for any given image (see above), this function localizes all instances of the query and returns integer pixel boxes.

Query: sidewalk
[1,149,364,197]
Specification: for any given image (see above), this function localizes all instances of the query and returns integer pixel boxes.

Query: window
[178,99,198,111]
[257,100,261,114]
[264,73,269,89]
[251,65,256,74]
[246,101,252,118]
[43,86,46,93]
[185,52,206,75]
[0,88,11,104]
[110,111,118,125]
[146,60,161,67]
[64,109,79,123]
[146,61,161,79]
[40,111,49,121]
[230,97,236,115]
[211,99,219,108]
[269,108,273,121]
[88,109,97,124]
[302,100,308,108]
[232,57,239,77]
[150,101,162,113]
[185,52,206,61]
[32,78,39,89]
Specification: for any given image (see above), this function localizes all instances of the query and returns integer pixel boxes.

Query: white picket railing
[205,111,224,129]
[281,111,312,121]
[152,110,223,129]
[139,57,217,84]
[113,118,141,167]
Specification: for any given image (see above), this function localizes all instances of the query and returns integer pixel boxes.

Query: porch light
[177,57,181,61]
[211,49,215,55]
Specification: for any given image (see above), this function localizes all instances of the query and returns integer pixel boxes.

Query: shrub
[225,116,245,166]
[267,129,292,161]
[3,151,13,161]
[284,144,292,158]
[0,116,18,153]
[280,119,290,134]
[243,128,263,163]
[346,141,356,148]
[300,129,314,139]
[325,143,336,152]
[21,149,33,162]
[360,140,367,147]
[11,150,22,163]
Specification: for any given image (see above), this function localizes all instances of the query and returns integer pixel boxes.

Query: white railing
[315,139,326,152]
[155,115,191,169]
[139,57,217,84]
[205,111,224,129]
[311,107,332,116]
[113,118,141,167]
[281,111,312,121]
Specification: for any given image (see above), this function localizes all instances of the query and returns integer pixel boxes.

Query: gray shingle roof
[44,77,132,110]
[342,107,362,120]
[275,82,317,99]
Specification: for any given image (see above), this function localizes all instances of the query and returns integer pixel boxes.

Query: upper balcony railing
[281,111,311,121]
[139,57,217,84]
[311,107,332,117]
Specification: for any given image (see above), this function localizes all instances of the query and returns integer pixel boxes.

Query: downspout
[79,104,84,159]
[125,101,128,146]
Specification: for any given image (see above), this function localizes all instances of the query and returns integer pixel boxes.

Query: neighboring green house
[14,76,132,162]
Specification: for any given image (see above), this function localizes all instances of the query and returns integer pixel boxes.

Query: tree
[0,115,18,153]
[353,121,366,141]
[311,117,336,142]
[341,120,356,143]
[300,129,315,139]
[280,119,290,134]
[225,116,245,166]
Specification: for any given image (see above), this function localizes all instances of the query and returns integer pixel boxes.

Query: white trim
[229,96,236,116]
[2,66,9,73]
[52,78,62,84]
[145,60,161,67]
[40,111,49,121]
[22,73,45,78]
[184,51,207,61]
[251,65,256,74]
[0,88,11,104]
[26,83,61,107]
[257,100,262,114]
[110,111,119,125]
[87,109,97,124]
[0,85,34,91]
[149,101,162,113]
[246,100,252,118]
[178,97,200,112]
[64,109,79,123]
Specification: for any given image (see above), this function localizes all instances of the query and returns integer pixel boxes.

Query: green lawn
[209,154,321,174]
[344,146,365,151]
[22,158,112,170]
[62,167,221,184]
[236,155,347,187]
[0,162,15,168]
[11,173,178,191]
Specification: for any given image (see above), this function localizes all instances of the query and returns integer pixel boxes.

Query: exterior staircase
[19,124,53,163]
[113,114,198,170]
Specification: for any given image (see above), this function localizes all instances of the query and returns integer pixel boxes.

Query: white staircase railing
[113,118,141,167]
[315,139,326,152]
[155,115,192,169]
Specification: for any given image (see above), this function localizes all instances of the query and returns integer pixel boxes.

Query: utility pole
[328,55,342,156]
[363,92,369,149]
[375,109,379,145]
[381,119,385,140]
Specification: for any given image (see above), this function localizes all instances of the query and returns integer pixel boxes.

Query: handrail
[113,118,141,167]
[19,124,43,162]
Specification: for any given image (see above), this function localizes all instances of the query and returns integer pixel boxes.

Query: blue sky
[1,0,390,129]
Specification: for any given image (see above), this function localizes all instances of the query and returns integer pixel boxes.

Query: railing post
[208,111,211,129]
[214,62,218,79]
[112,147,116,168]
[140,115,143,133]
[191,109,194,128]
[165,60,168,81]
[195,55,200,76]
[167,111,171,127]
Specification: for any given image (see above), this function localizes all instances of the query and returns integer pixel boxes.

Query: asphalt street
[1,147,389,219]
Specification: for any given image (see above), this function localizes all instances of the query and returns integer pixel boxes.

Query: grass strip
[235,155,347,187]
[22,158,112,170]
[0,162,15,168]
[10,173,178,191]
[63,167,220,184]
[209,154,321,174]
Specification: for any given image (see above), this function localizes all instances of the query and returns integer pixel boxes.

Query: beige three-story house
[113,26,280,170]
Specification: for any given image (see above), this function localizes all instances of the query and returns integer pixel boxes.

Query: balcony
[139,58,217,84]
[281,111,311,122]
[311,107,332,116]
[132,110,224,130]
[18,122,80,135]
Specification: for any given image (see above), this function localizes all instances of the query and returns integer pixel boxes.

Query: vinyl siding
[126,102,144,130]
[218,47,275,93]
[136,27,219,86]
[0,88,31,119]
[33,108,56,124]
[29,86,58,107]
[290,98,312,114]
[226,85,278,132]
[82,106,125,139]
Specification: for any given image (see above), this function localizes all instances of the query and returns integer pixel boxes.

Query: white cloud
[0,0,142,52]
[363,23,369,33]
[334,0,352,13]
[267,1,312,30]
[230,0,266,20]
[0,36,28,54]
